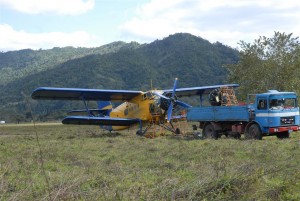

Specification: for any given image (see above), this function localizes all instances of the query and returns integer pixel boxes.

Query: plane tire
[136,130,143,136]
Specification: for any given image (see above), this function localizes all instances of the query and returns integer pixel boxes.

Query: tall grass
[1,123,300,200]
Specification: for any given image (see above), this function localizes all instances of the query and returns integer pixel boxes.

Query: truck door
[256,98,269,127]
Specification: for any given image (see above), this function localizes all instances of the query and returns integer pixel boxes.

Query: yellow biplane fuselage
[110,90,163,130]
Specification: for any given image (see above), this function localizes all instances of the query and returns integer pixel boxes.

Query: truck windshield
[269,98,296,110]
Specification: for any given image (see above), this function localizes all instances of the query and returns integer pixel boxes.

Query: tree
[226,31,300,99]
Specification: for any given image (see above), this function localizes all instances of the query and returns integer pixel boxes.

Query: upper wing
[62,116,140,126]
[163,84,239,97]
[31,87,142,101]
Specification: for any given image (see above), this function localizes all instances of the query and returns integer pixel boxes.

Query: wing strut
[200,93,203,106]
[137,119,143,136]
[82,98,92,117]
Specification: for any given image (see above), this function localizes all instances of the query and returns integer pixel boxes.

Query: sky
[0,0,300,52]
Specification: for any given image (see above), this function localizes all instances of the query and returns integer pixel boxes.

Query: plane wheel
[136,130,143,136]
[203,123,219,139]
[245,124,262,140]
[175,128,181,135]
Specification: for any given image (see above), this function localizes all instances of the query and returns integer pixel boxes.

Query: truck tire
[203,123,219,139]
[276,131,290,139]
[245,124,262,140]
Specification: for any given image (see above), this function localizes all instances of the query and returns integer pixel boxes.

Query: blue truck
[186,87,300,139]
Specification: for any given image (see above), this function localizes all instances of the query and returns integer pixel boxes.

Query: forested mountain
[0,41,139,86]
[0,33,239,122]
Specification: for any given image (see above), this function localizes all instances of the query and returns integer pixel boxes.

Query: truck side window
[258,99,267,110]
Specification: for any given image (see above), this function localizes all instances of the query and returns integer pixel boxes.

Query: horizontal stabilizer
[62,116,141,126]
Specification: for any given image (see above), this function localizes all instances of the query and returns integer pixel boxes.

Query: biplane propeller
[31,78,238,135]
[154,78,191,123]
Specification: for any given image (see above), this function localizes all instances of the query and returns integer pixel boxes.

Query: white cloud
[119,0,300,47]
[0,0,94,15]
[0,24,100,51]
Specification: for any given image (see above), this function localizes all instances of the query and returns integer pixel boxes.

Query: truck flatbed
[187,105,250,122]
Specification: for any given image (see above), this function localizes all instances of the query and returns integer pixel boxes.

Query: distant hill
[0,33,239,122]
[0,41,140,86]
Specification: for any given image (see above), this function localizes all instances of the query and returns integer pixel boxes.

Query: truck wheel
[245,124,262,140]
[276,131,290,139]
[203,123,219,139]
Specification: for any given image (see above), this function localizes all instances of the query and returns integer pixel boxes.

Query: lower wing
[67,109,110,116]
[62,116,141,126]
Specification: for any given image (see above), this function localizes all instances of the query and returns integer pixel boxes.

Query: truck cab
[249,90,299,138]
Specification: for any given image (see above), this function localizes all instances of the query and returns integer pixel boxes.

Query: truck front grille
[280,116,295,125]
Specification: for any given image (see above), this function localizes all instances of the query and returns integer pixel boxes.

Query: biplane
[31,78,238,135]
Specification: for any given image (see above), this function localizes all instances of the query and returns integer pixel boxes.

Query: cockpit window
[143,92,154,100]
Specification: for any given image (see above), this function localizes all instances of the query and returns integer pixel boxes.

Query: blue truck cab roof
[258,90,297,97]
[250,90,297,101]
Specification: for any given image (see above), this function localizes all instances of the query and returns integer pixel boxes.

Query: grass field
[1,123,300,200]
